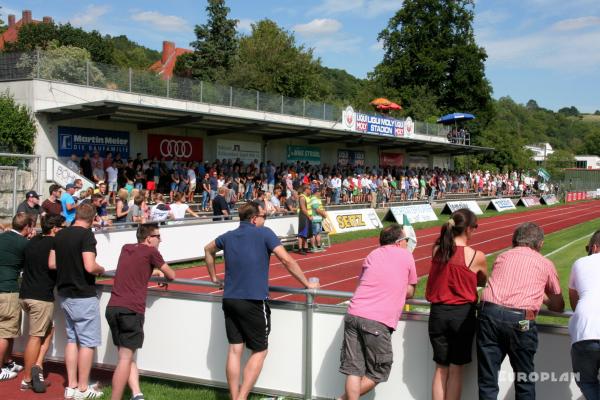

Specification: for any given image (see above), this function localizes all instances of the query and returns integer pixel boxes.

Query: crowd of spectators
[59,150,553,220]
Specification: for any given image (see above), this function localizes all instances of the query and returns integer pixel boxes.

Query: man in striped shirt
[477,222,564,400]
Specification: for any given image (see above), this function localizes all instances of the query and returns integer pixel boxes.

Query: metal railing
[0,152,41,218]
[100,271,571,400]
[0,50,449,137]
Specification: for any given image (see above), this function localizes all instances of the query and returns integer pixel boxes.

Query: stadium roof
[38,100,492,156]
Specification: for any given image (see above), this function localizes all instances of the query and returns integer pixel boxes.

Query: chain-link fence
[0,153,41,220]
[0,50,451,137]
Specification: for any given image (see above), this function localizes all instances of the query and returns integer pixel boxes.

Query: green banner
[538,167,551,181]
[287,145,321,163]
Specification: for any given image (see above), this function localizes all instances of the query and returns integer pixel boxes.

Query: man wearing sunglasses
[204,201,319,400]
[105,223,175,400]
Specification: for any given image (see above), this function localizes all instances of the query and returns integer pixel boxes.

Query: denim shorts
[60,296,102,348]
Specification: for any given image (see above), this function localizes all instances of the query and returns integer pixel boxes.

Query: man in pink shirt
[477,222,564,400]
[336,224,417,400]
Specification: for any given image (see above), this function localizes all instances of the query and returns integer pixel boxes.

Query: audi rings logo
[160,139,193,158]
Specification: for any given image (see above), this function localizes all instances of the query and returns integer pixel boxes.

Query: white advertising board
[216,139,261,164]
[540,194,559,205]
[387,204,438,224]
[441,201,483,215]
[324,208,383,235]
[517,196,542,207]
[488,198,516,212]
[95,215,299,270]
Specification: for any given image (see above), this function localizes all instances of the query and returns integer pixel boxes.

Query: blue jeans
[245,183,254,200]
[477,302,539,400]
[572,340,600,400]
[333,188,340,204]
[201,191,209,209]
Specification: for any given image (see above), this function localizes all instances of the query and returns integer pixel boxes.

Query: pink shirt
[347,246,417,330]
[481,246,561,312]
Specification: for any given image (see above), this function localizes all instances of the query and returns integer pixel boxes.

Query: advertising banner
[338,149,365,166]
[58,126,129,158]
[379,152,404,167]
[517,197,542,207]
[540,194,559,205]
[147,134,203,161]
[385,204,438,224]
[441,201,483,215]
[342,106,414,138]
[488,198,516,212]
[217,139,262,164]
[325,208,383,235]
[287,145,321,163]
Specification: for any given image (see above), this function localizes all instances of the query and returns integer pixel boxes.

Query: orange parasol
[370,97,392,106]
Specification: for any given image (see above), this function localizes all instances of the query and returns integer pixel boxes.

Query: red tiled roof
[149,46,192,80]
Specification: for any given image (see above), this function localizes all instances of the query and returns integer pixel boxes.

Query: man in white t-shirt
[106,161,119,204]
[569,230,600,400]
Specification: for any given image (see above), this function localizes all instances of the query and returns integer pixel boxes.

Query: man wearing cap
[17,192,42,222]
[60,184,78,225]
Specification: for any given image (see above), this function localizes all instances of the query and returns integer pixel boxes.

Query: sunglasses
[150,234,161,239]
[256,214,268,220]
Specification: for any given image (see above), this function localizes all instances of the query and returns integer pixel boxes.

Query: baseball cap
[26,190,39,199]
[65,183,75,189]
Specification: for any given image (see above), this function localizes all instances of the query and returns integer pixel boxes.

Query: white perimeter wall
[14,289,584,399]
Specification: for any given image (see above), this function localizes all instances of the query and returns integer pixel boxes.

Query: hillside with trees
[1,0,598,170]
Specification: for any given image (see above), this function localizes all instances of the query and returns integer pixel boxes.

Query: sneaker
[131,394,145,400]
[31,365,47,393]
[4,360,23,373]
[65,386,77,399]
[0,367,17,381]
[74,386,104,399]
[20,379,33,391]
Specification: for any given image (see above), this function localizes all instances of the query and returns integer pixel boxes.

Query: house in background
[0,10,53,50]
[525,143,600,169]
[148,41,192,80]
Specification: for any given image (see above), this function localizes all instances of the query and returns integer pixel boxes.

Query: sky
[4,0,600,113]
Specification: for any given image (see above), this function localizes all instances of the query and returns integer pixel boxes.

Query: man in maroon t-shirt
[41,184,63,218]
[105,223,175,400]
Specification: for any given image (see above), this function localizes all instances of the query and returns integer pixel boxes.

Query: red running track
[151,201,600,304]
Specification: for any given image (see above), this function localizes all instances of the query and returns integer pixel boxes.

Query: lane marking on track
[158,202,600,292]
[271,210,600,300]
[174,202,600,288]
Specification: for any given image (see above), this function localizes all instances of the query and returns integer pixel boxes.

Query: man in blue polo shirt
[204,202,319,400]
[60,183,77,225]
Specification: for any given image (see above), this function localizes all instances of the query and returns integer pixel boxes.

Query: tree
[109,35,161,69]
[526,99,539,110]
[0,90,36,153]
[227,19,328,100]
[558,106,580,117]
[185,0,238,82]
[372,0,493,128]
[594,110,600,116]
[545,149,575,181]
[5,22,113,63]
[17,42,105,86]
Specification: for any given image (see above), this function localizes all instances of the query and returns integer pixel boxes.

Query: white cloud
[294,19,342,36]
[310,36,363,54]
[310,0,403,19]
[552,16,600,32]
[71,5,110,27]
[131,11,190,33]
[482,26,600,73]
[237,18,254,34]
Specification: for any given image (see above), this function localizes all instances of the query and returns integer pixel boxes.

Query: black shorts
[222,299,271,352]
[105,306,145,350]
[428,303,476,366]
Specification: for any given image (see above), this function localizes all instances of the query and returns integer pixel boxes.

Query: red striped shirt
[481,246,561,312]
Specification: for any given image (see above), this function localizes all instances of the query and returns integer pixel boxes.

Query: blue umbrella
[436,112,475,124]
